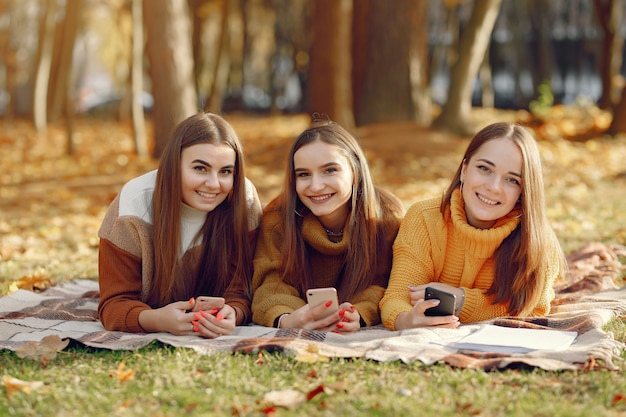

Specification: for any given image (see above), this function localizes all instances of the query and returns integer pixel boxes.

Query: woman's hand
[191,304,237,339]
[278,300,340,330]
[328,302,360,334]
[138,299,198,336]
[394,284,461,330]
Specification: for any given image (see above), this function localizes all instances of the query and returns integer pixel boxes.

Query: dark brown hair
[441,122,565,315]
[148,112,252,306]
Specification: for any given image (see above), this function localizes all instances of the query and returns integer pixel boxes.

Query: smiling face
[293,140,354,232]
[460,137,523,229]
[180,143,236,212]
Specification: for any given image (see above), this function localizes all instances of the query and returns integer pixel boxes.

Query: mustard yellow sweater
[380,189,562,330]
[252,195,402,327]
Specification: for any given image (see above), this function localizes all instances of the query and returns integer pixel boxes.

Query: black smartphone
[424,287,456,316]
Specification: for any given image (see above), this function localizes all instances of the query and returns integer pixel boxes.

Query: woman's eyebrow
[192,159,211,167]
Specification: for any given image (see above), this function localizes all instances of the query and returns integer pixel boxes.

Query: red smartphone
[192,296,225,313]
[306,287,339,318]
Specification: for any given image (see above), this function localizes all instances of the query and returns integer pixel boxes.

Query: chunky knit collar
[449,188,520,259]
[301,214,349,255]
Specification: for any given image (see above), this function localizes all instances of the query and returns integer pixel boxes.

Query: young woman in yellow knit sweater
[252,119,405,332]
[380,122,566,330]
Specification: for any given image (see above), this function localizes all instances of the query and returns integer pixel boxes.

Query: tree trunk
[433,0,502,134]
[527,0,555,101]
[356,0,420,126]
[132,0,148,156]
[308,0,354,129]
[32,0,58,132]
[409,0,431,126]
[608,85,626,135]
[143,0,198,158]
[0,1,15,120]
[594,0,624,109]
[206,0,231,112]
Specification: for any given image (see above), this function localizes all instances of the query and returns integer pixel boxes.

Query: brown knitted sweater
[251,191,403,327]
[97,170,261,332]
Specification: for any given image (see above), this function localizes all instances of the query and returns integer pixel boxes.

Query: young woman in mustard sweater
[98,113,261,338]
[252,119,405,333]
[380,122,566,330]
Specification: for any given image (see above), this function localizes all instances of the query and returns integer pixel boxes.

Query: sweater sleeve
[251,210,306,327]
[380,200,438,330]
[98,237,151,332]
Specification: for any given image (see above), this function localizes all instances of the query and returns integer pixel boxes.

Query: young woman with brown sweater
[98,112,261,338]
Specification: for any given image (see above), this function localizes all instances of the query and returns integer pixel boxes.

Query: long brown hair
[149,112,252,306]
[272,119,402,302]
[441,122,565,315]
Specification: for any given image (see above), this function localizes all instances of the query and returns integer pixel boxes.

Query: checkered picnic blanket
[1,242,625,371]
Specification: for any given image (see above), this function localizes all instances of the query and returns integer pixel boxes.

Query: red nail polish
[194,313,201,321]
[215,313,223,321]
[350,305,355,312]
[200,310,208,318]
[338,308,346,316]
[189,297,195,304]
[325,301,333,307]
[209,309,219,315]
[336,322,344,329]
[193,326,200,332]
[192,320,199,326]
[342,316,348,322]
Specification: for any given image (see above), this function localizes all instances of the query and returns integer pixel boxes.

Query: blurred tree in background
[1,0,626,158]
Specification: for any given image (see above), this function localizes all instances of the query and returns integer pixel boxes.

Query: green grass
[1,339,626,417]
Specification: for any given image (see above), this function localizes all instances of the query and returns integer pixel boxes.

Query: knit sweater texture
[380,189,563,330]
[251,192,403,327]
[97,170,262,332]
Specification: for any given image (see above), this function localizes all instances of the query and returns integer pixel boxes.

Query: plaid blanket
[1,242,625,371]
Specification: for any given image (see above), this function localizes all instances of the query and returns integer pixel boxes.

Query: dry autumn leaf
[115,361,135,383]
[8,270,53,294]
[263,389,306,409]
[14,335,69,364]
[2,375,45,397]
[294,343,330,363]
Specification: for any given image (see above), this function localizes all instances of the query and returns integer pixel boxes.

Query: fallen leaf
[612,394,626,407]
[294,343,330,363]
[8,271,53,294]
[14,335,69,364]
[263,389,306,409]
[306,384,326,401]
[115,361,135,383]
[2,375,44,397]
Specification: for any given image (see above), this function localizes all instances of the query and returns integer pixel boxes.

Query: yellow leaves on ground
[14,335,69,365]
[8,270,53,294]
[294,343,330,363]
[113,361,135,384]
[2,375,45,397]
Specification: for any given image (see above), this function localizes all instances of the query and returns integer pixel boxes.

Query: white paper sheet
[435,324,578,354]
